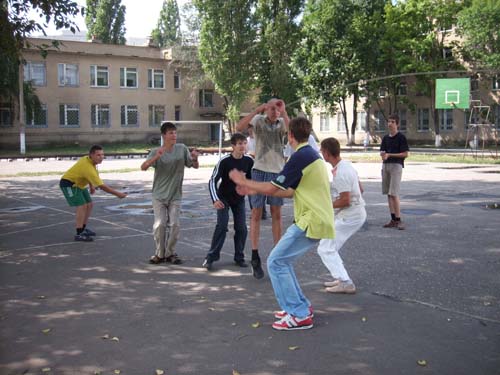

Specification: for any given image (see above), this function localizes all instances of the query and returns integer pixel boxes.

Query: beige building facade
[1,38,231,148]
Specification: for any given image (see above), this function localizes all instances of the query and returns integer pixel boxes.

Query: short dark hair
[320,137,341,158]
[230,132,247,145]
[289,117,311,143]
[89,144,103,155]
[161,121,177,134]
[388,114,399,125]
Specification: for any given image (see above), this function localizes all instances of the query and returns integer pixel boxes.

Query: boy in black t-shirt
[203,133,254,270]
[380,114,409,230]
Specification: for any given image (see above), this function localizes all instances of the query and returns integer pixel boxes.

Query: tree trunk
[350,89,359,145]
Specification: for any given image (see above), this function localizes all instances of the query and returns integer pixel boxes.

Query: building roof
[25,37,172,61]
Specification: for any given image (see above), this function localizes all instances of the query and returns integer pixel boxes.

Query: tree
[151,0,181,48]
[255,0,304,114]
[373,0,467,144]
[457,0,500,72]
[85,0,126,44]
[1,0,82,98]
[293,0,385,144]
[1,0,82,131]
[195,0,259,132]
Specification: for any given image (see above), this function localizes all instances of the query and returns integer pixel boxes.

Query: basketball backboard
[435,78,470,109]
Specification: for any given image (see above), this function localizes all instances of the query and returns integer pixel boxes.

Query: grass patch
[347,152,500,164]
[0,143,152,157]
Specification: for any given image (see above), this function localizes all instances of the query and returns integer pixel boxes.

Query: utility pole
[19,63,26,155]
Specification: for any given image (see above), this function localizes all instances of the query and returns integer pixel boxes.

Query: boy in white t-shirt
[317,137,366,294]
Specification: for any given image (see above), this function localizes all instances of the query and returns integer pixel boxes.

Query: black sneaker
[235,260,248,268]
[74,233,93,242]
[251,259,264,279]
[166,254,183,264]
[202,259,213,270]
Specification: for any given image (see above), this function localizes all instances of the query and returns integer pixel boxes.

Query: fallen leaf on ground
[208,307,216,311]
[232,370,241,375]
[361,317,367,322]
[251,322,261,328]
[42,329,51,334]
[42,368,51,373]
[37,295,46,299]
[231,322,237,326]
[417,360,427,366]
[288,346,300,351]
[111,336,120,342]
[114,370,121,374]
[101,334,110,339]
[155,370,164,375]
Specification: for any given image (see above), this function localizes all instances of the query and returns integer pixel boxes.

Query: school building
[1,37,255,148]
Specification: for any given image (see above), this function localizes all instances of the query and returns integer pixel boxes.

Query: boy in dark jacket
[203,133,254,270]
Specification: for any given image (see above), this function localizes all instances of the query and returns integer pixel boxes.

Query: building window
[378,87,388,98]
[24,62,46,86]
[357,111,367,131]
[397,83,407,96]
[442,47,453,60]
[149,105,165,127]
[0,103,13,127]
[398,109,407,132]
[91,104,110,128]
[90,65,109,87]
[374,111,386,132]
[59,104,80,127]
[494,104,500,130]
[439,109,453,131]
[174,70,181,89]
[58,63,79,86]
[493,75,500,91]
[199,89,214,108]
[26,104,48,128]
[120,67,138,88]
[471,76,480,92]
[175,105,181,121]
[336,112,346,132]
[319,112,329,132]
[417,108,430,131]
[464,109,480,130]
[121,105,138,127]
[148,69,164,89]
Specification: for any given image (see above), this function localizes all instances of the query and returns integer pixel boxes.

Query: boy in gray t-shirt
[141,122,199,265]
[236,98,289,279]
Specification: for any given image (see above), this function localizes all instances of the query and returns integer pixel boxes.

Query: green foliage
[366,0,467,134]
[85,0,126,44]
[256,0,304,113]
[1,0,82,100]
[457,0,500,71]
[293,0,386,143]
[195,0,259,126]
[151,0,181,47]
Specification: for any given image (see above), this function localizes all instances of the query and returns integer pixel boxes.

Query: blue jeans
[206,199,247,262]
[267,224,319,318]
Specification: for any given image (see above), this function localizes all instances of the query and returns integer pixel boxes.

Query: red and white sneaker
[272,314,313,331]
[274,306,313,319]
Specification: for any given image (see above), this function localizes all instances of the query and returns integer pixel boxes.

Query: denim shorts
[249,169,284,208]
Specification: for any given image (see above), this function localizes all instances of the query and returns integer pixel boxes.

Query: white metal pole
[19,64,26,155]
[218,121,223,159]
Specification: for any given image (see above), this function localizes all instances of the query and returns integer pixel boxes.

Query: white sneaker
[326,282,356,294]
[323,279,341,287]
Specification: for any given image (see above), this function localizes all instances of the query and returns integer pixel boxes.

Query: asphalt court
[0,157,499,375]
